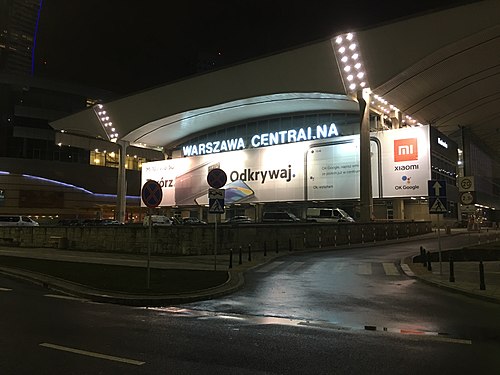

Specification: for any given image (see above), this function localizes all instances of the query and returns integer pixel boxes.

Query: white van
[143,215,173,226]
[0,215,39,226]
[306,208,354,223]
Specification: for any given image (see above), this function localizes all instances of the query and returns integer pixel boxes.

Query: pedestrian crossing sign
[428,180,447,214]
[208,188,225,214]
[429,197,447,214]
[209,198,225,214]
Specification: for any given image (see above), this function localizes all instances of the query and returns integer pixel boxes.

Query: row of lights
[93,104,119,142]
[334,33,367,92]
[372,94,423,127]
[335,32,425,127]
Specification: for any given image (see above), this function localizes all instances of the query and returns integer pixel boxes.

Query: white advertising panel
[141,126,431,206]
[377,125,431,198]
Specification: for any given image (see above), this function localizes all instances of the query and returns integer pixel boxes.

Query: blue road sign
[208,188,225,214]
[141,180,163,208]
[428,180,447,214]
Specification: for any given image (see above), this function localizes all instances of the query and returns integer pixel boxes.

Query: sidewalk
[402,256,500,304]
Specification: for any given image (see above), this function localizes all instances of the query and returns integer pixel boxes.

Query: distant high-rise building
[0,0,42,76]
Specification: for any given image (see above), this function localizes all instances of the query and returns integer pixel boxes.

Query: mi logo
[394,138,418,162]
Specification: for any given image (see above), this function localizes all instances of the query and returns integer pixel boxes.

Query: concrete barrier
[0,221,432,256]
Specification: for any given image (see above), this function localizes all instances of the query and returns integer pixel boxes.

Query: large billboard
[141,126,431,207]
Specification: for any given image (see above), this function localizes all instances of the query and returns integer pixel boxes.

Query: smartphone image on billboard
[224,180,255,204]
[304,138,381,200]
[175,161,220,205]
[194,179,255,206]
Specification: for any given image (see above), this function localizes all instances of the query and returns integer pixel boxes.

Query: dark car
[224,215,254,224]
[262,211,301,222]
[182,217,207,225]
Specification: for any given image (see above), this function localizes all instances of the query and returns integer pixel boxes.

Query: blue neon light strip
[1,172,140,200]
[31,0,44,76]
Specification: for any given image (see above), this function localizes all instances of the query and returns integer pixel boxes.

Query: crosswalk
[255,260,405,276]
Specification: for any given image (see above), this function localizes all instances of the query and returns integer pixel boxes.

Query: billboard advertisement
[141,126,431,207]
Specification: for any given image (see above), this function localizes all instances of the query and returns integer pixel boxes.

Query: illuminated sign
[142,126,431,206]
[437,137,448,149]
[182,123,339,157]
[394,138,418,162]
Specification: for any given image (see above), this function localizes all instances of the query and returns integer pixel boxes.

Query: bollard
[229,248,233,269]
[479,260,486,290]
[264,241,267,257]
[361,227,364,244]
[238,245,242,265]
[334,229,337,247]
[373,227,376,244]
[303,231,306,249]
[248,243,252,262]
[319,229,322,249]
[426,251,432,271]
[289,238,292,252]
[449,255,455,282]
[276,239,279,254]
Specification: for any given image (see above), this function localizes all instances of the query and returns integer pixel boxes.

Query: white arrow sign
[432,181,442,196]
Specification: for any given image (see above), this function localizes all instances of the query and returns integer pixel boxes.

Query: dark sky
[34,0,476,94]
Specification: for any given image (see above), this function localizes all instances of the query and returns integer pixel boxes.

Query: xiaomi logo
[394,138,418,162]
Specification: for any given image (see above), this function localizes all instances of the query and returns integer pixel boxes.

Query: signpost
[141,180,163,288]
[207,169,227,271]
[428,180,447,275]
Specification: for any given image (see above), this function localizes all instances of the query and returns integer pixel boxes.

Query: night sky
[34,0,476,94]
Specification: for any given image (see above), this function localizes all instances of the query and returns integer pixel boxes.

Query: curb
[0,266,245,306]
[399,257,500,305]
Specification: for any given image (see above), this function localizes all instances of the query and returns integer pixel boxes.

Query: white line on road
[0,287,12,291]
[400,264,415,276]
[382,263,400,276]
[357,263,372,275]
[332,262,347,272]
[39,343,145,366]
[285,262,305,272]
[44,294,88,302]
[256,261,285,273]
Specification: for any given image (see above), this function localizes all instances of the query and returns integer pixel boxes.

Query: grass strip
[0,255,228,295]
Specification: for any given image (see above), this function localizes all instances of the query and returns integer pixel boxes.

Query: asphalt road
[1,234,499,374]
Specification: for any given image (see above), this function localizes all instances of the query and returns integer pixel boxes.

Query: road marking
[256,261,285,273]
[357,263,372,275]
[332,262,347,272]
[400,264,415,276]
[285,262,305,272]
[44,294,89,302]
[382,263,400,276]
[39,343,145,366]
[0,287,12,291]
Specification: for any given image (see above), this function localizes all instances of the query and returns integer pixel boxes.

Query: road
[1,233,499,374]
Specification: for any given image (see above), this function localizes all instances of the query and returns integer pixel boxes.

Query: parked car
[100,219,123,226]
[306,208,355,223]
[0,215,39,227]
[143,215,173,226]
[224,215,254,224]
[262,211,301,222]
[182,217,207,225]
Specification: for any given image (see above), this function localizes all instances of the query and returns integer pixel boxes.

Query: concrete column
[357,89,373,222]
[390,108,404,220]
[116,140,129,223]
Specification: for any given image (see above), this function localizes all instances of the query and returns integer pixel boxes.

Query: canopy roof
[51,1,500,160]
